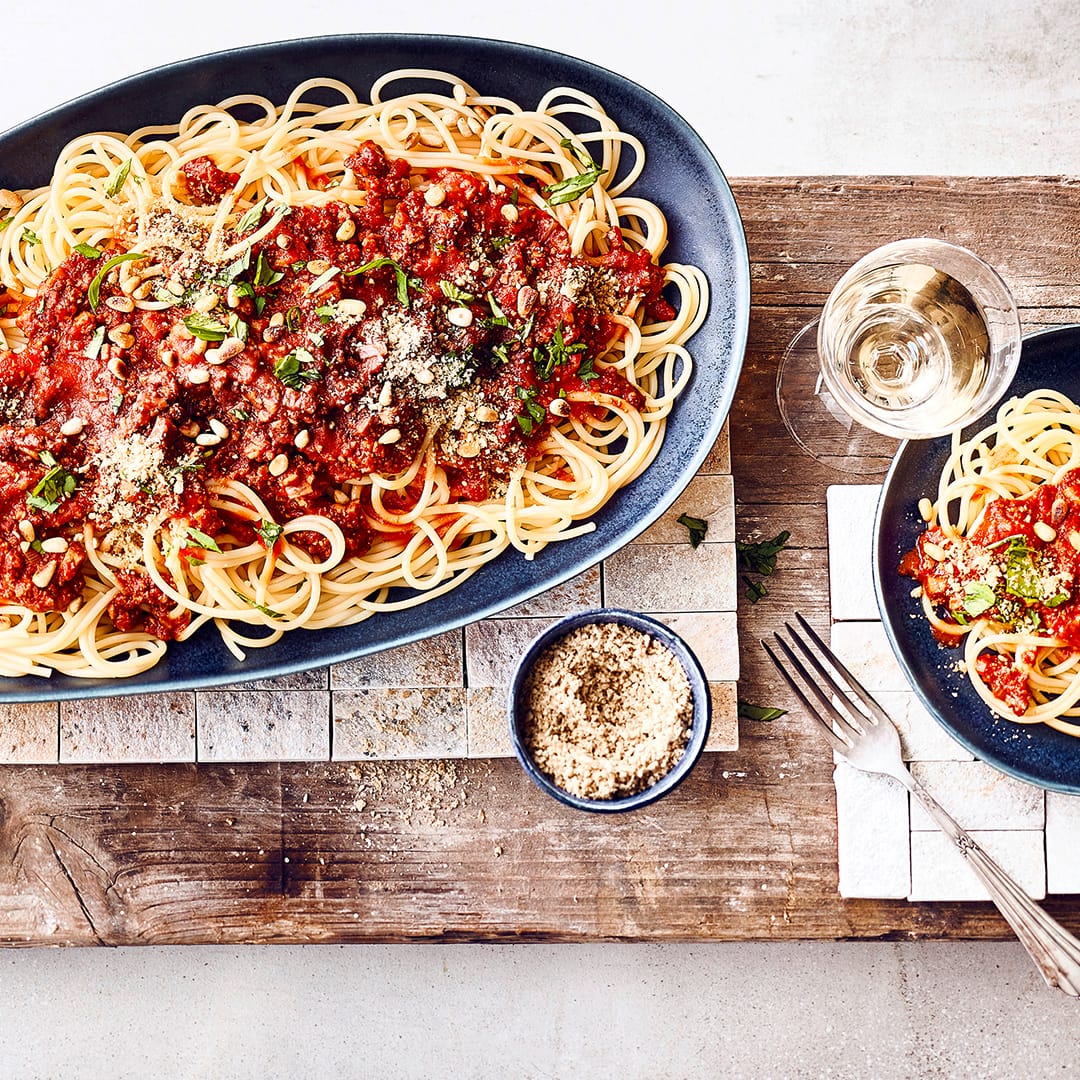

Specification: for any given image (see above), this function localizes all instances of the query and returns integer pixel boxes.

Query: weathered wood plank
[4,177,1080,944]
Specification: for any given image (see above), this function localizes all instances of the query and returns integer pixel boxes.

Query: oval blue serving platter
[0,35,749,699]
[875,325,1080,793]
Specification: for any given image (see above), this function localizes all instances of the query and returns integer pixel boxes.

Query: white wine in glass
[776,239,1022,474]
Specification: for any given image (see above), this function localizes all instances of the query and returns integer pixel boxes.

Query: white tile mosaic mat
[827,485,1080,901]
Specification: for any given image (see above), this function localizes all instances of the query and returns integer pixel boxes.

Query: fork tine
[793,611,891,725]
[761,640,852,753]
[769,631,867,743]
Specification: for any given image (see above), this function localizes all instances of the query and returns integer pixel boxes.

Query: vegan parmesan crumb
[521,622,694,799]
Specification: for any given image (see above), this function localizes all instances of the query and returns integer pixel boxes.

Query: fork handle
[902,772,1080,995]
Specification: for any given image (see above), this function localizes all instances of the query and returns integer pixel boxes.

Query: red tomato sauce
[0,143,667,637]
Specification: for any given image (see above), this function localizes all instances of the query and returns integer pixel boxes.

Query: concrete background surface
[4,1,1080,1077]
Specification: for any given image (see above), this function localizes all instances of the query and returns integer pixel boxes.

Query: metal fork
[763,611,1080,996]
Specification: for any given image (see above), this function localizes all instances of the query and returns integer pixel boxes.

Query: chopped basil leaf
[676,513,708,549]
[104,159,133,198]
[543,147,604,207]
[490,236,513,250]
[220,247,251,283]
[737,530,791,576]
[228,313,248,342]
[231,587,284,619]
[183,313,229,341]
[253,251,284,289]
[88,252,148,311]
[515,414,535,436]
[285,306,302,332]
[743,574,768,603]
[1046,593,1070,608]
[315,302,336,323]
[291,260,308,274]
[27,453,77,513]
[0,215,11,232]
[83,325,106,360]
[576,354,599,382]
[440,281,475,304]
[231,280,256,301]
[237,200,266,233]
[21,228,40,246]
[273,348,320,390]
[74,242,103,259]
[962,582,997,617]
[344,256,419,307]
[738,701,787,722]
[256,520,284,547]
[1004,537,1042,601]
[490,343,511,366]
[185,527,222,553]
[110,391,124,412]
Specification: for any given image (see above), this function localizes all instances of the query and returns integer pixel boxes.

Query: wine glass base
[776,319,900,476]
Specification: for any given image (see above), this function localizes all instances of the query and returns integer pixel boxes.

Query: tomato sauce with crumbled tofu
[0,144,667,637]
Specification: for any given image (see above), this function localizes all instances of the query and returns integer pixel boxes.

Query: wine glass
[775,238,1022,475]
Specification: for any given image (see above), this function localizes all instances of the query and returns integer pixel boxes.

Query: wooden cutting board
[4,176,1080,945]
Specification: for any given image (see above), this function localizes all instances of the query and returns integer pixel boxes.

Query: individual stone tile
[330,630,463,689]
[653,611,739,682]
[826,484,882,621]
[829,620,911,693]
[909,830,1046,901]
[464,616,560,689]
[0,702,59,764]
[635,475,735,545]
[909,760,1044,832]
[332,687,466,760]
[834,762,911,899]
[698,420,731,475]
[61,694,196,764]
[214,666,329,692]
[466,685,513,758]
[603,543,737,612]
[1045,791,1080,894]
[197,690,330,762]
[499,566,602,618]
[872,690,974,762]
[705,681,739,752]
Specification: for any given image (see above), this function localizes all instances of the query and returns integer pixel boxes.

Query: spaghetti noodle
[901,389,1080,736]
[0,72,707,678]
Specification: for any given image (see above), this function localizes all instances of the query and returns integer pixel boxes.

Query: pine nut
[209,418,230,439]
[132,281,154,301]
[193,292,218,313]
[918,497,934,522]
[226,284,242,308]
[456,117,472,137]
[167,279,186,297]
[418,130,444,148]
[192,336,208,356]
[548,397,570,418]
[0,188,23,210]
[335,219,356,242]
[452,83,468,104]
[294,428,311,450]
[516,285,537,317]
[923,541,947,562]
[40,537,68,554]
[108,322,132,341]
[378,381,393,407]
[337,299,366,317]
[377,428,401,446]
[457,440,480,458]
[17,520,34,542]
[196,433,221,447]
[60,417,85,436]
[467,117,482,135]
[447,307,473,328]
[475,406,499,423]
[276,234,290,248]
[32,562,56,589]
[1070,531,1080,552]
[107,357,128,380]
[1035,521,1057,543]
[424,184,446,207]
[415,368,435,385]
[269,312,285,328]
[106,295,135,313]
[501,203,518,223]
[188,367,210,385]
[307,259,331,276]
[332,489,350,505]
[67,597,84,615]
[268,453,289,476]
[179,420,200,437]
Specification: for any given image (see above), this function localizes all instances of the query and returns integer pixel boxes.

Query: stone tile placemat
[827,484,1080,901]
[0,423,739,765]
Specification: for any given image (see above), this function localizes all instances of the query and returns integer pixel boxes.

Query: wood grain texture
[4,177,1080,945]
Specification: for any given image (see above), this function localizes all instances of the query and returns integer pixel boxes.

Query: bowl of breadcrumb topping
[508,609,711,812]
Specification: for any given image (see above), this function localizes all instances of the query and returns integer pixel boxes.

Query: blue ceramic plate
[0,35,749,699]
[875,325,1080,793]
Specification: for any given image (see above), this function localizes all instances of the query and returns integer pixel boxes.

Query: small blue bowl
[507,609,711,812]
